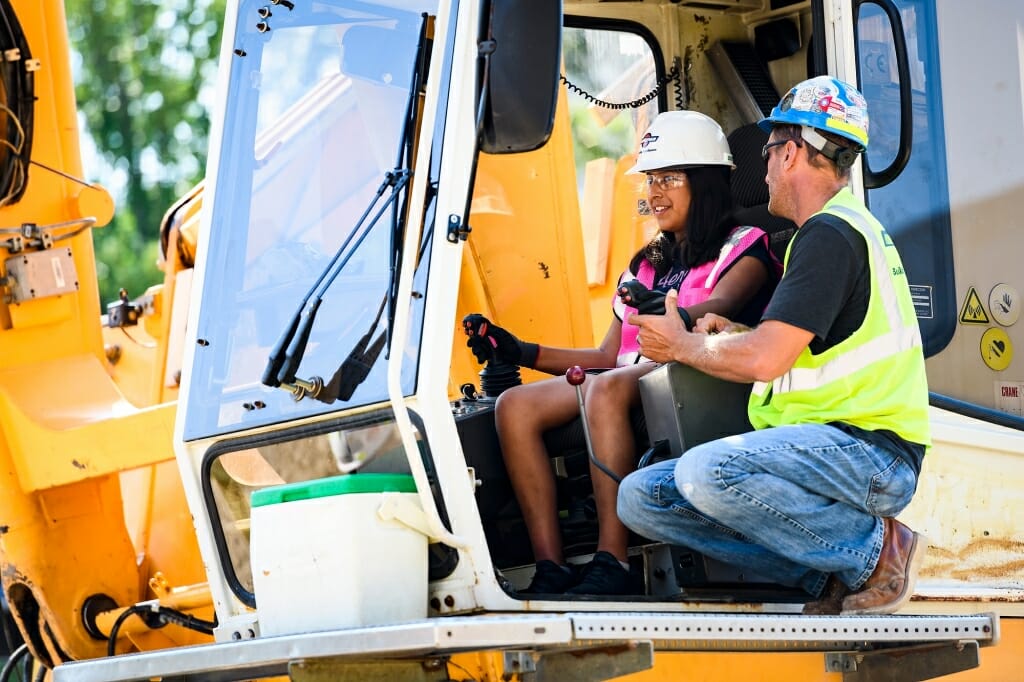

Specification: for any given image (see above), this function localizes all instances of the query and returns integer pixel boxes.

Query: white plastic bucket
[250,473,428,636]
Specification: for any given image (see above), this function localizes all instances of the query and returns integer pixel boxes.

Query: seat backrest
[727,123,797,262]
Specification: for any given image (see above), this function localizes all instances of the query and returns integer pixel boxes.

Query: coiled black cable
[561,62,682,111]
[671,57,684,110]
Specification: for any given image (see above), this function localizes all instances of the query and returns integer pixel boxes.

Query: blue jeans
[616,423,918,596]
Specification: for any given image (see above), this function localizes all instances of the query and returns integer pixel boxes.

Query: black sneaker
[520,560,578,595]
[565,551,635,596]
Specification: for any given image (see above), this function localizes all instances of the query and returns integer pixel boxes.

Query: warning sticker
[981,327,1013,371]
[959,287,989,325]
[909,284,933,319]
[989,283,1020,327]
[995,381,1024,416]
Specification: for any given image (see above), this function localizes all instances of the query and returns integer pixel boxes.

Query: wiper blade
[316,297,388,403]
[261,169,410,393]
[262,13,429,403]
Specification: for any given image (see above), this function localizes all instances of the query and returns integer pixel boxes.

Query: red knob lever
[563,365,622,484]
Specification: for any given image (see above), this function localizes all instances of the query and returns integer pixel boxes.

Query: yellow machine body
[0,1,1020,681]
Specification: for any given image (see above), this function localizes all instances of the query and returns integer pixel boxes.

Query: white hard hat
[628,110,735,173]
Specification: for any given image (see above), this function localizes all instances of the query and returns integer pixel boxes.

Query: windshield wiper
[260,168,410,400]
[261,15,429,403]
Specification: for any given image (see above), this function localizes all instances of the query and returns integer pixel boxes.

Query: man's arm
[628,290,813,383]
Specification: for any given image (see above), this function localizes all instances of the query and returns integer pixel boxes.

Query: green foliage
[65,0,225,305]
[562,26,652,183]
[569,102,633,171]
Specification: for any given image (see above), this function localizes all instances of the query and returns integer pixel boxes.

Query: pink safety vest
[616,226,775,366]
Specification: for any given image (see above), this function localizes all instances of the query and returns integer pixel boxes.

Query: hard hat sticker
[639,133,659,148]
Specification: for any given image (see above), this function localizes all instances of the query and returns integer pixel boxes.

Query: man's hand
[694,313,750,336]
[627,289,689,364]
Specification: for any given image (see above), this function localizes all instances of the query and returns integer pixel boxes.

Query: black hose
[106,605,145,657]
[0,643,30,682]
[106,604,218,656]
[155,607,216,636]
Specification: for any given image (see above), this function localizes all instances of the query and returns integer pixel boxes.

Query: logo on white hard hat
[639,133,659,148]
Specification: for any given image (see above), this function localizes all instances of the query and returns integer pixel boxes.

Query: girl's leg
[581,363,657,562]
[495,376,591,564]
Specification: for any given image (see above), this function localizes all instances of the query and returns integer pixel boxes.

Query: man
[617,76,931,615]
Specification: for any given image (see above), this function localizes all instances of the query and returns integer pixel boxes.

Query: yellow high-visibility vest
[748,188,931,448]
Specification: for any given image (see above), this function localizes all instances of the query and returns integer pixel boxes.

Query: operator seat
[728,123,797,262]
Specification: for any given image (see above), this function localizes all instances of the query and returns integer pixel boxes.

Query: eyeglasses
[761,140,789,163]
[645,173,687,191]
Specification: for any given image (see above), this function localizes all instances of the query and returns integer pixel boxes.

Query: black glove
[462,314,539,368]
[617,280,693,330]
[618,279,667,315]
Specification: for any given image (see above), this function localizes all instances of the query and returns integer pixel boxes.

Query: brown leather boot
[801,575,850,615]
[841,518,926,615]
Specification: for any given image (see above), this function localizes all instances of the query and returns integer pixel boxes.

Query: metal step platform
[53,611,999,682]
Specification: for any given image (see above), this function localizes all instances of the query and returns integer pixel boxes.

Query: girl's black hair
[628,165,736,279]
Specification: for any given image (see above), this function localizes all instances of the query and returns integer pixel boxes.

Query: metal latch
[106,288,154,327]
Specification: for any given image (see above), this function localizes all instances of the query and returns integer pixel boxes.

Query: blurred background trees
[66,0,224,305]
[67,8,655,306]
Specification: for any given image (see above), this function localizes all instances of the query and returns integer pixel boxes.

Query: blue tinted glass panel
[858,0,954,356]
[184,0,437,440]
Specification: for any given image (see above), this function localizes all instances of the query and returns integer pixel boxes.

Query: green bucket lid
[251,473,417,508]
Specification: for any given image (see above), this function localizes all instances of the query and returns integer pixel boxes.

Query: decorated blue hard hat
[758,76,869,150]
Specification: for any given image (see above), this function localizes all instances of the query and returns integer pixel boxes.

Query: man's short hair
[772,123,856,178]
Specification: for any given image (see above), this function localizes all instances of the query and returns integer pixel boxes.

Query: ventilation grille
[707,41,780,124]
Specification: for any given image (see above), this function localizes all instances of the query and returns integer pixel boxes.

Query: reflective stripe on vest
[748,189,930,447]
[751,205,921,397]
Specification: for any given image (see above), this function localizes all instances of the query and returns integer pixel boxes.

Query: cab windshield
[183,0,438,440]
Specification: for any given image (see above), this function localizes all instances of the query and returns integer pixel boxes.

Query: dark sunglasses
[761,140,789,163]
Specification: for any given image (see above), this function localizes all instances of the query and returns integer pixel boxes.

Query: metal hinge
[446,214,471,243]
